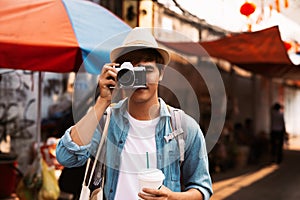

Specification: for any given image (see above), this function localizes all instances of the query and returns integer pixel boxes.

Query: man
[270,102,286,164]
[56,27,213,200]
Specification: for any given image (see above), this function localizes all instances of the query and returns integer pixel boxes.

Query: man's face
[125,61,162,104]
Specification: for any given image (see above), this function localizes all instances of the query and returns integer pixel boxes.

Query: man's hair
[115,48,165,73]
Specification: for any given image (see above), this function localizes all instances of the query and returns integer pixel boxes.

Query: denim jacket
[56,98,213,200]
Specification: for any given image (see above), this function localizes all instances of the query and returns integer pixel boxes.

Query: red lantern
[240,1,256,17]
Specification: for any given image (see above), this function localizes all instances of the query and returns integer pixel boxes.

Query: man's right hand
[98,63,119,104]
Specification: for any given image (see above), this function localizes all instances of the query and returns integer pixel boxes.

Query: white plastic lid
[138,168,165,182]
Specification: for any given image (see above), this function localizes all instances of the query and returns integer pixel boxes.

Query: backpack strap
[164,106,186,164]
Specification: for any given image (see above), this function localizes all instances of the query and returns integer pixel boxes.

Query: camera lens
[117,69,134,87]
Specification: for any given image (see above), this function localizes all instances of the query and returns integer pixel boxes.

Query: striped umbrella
[0,0,131,74]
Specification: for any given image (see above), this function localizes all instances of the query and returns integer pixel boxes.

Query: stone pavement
[210,135,300,200]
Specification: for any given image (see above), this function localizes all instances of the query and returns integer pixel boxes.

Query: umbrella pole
[36,71,42,156]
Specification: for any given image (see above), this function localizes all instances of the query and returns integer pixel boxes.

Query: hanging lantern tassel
[275,0,280,12]
[269,4,273,17]
[284,0,289,8]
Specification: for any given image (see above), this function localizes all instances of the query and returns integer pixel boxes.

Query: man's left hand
[138,185,173,200]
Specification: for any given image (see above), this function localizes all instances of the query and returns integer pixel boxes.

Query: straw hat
[110,27,170,65]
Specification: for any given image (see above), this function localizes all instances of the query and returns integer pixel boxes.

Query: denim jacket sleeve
[56,126,94,168]
[56,108,108,168]
[181,114,213,200]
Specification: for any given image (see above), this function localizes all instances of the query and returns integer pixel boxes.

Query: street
[211,136,300,200]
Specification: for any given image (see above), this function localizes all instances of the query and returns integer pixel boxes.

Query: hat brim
[110,45,170,65]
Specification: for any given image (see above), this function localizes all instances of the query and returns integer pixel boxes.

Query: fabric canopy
[161,26,300,80]
[0,0,130,73]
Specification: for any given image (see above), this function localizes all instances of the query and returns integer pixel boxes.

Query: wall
[284,86,300,135]
[0,70,37,171]
[220,68,271,136]
[253,75,271,136]
[154,5,200,42]
[0,70,70,173]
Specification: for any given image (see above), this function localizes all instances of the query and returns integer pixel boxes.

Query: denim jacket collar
[111,97,171,121]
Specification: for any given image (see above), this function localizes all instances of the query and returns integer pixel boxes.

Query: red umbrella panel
[0,0,131,73]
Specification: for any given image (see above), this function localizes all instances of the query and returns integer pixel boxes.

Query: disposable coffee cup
[138,168,165,195]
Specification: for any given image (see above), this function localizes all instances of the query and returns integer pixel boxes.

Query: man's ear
[159,75,163,81]
[159,67,165,81]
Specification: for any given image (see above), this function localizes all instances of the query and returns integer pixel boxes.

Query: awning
[161,26,300,80]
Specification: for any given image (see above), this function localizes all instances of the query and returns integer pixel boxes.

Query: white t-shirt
[114,112,159,200]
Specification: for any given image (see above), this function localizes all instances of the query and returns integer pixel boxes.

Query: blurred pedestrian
[270,102,286,164]
[244,118,257,164]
